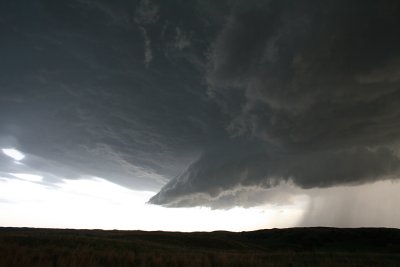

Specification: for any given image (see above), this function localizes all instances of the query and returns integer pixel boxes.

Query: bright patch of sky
[2,148,25,161]
[0,176,305,231]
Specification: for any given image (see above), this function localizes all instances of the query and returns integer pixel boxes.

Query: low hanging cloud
[2,0,400,210]
[150,0,400,207]
[150,141,400,207]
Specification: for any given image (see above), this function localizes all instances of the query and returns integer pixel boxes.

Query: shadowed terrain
[1,227,399,266]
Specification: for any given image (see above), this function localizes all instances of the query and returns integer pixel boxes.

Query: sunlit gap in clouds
[1,148,25,161]
[0,175,305,231]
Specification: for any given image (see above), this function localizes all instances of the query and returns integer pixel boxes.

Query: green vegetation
[1,227,399,266]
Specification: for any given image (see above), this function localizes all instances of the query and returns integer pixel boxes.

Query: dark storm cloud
[207,0,400,147]
[0,0,223,190]
[3,0,400,208]
[150,141,400,207]
[150,0,400,207]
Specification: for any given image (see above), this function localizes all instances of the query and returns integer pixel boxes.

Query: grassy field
[1,227,399,266]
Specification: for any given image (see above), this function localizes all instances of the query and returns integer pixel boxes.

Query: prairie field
[1,227,399,267]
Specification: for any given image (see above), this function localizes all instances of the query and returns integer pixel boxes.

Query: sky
[1,0,400,231]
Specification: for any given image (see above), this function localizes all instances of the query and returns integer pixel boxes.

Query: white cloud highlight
[2,148,25,161]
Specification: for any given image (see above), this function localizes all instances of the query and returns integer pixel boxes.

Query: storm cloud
[151,0,400,207]
[0,0,221,190]
[1,0,400,210]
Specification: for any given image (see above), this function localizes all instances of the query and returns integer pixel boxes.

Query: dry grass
[1,227,399,267]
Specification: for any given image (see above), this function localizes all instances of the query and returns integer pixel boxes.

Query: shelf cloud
[1,0,400,210]
[150,0,400,207]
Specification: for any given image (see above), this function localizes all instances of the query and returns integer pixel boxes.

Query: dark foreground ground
[0,227,399,267]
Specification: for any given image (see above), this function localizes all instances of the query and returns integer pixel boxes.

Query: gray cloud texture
[150,0,400,207]
[2,0,400,209]
[0,0,220,190]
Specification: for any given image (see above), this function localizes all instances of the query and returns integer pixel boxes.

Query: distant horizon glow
[0,176,305,231]
[2,148,25,161]
[1,175,400,231]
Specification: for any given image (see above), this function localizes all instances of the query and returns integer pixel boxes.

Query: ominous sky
[1,0,400,230]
